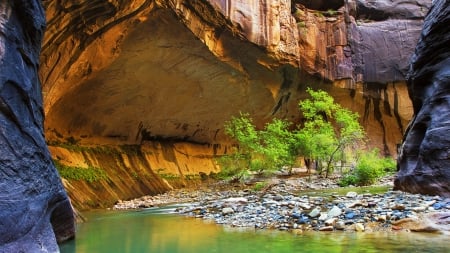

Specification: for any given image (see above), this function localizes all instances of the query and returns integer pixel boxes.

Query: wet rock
[395,0,450,197]
[392,212,450,233]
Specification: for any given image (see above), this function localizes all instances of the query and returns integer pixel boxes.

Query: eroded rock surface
[395,1,450,197]
[40,0,429,156]
[0,0,75,251]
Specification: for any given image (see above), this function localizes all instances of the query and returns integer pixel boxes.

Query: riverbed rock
[392,212,450,233]
[222,207,235,215]
[309,207,322,218]
[355,223,365,232]
[0,1,75,251]
[395,0,450,197]
[327,206,343,218]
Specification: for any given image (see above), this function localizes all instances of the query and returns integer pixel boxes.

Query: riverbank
[113,175,450,234]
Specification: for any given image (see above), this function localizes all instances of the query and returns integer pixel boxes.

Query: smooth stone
[335,221,346,230]
[346,191,358,198]
[224,197,248,203]
[377,215,387,222]
[298,202,312,210]
[318,213,328,221]
[355,223,365,232]
[345,211,355,219]
[392,204,406,210]
[308,207,321,218]
[327,206,342,218]
[222,207,235,215]
[319,226,334,231]
[325,218,337,226]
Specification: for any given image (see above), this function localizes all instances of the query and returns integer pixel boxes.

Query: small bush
[338,174,358,187]
[253,181,268,191]
[338,149,396,186]
[54,160,109,183]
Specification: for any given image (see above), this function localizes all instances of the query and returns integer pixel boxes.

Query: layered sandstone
[40,0,429,155]
[35,0,432,208]
[395,1,450,197]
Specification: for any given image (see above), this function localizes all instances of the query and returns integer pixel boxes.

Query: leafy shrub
[339,149,396,186]
[54,160,109,183]
[338,174,358,187]
[220,113,297,180]
[216,153,250,182]
[252,181,268,191]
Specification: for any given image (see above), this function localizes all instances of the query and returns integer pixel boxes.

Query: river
[59,206,450,253]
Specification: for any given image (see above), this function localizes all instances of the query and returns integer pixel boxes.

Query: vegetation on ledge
[54,160,109,183]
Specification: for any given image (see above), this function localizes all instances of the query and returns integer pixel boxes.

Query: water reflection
[60,207,450,253]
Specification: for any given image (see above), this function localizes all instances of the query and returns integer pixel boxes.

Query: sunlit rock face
[0,0,75,250]
[40,0,429,157]
[395,1,450,197]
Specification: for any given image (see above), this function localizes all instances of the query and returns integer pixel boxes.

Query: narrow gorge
[40,0,429,210]
[1,0,449,250]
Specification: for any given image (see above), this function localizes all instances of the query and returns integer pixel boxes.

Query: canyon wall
[37,0,431,208]
[40,0,429,154]
[0,0,75,250]
[50,142,223,210]
[395,1,450,197]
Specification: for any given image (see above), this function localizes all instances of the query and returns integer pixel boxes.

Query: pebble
[112,176,450,233]
[355,223,365,232]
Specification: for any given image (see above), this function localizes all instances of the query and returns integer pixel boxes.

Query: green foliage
[220,88,370,181]
[324,9,338,17]
[54,160,109,183]
[339,149,396,186]
[219,113,298,181]
[252,181,268,191]
[296,88,365,177]
[338,173,358,187]
[258,119,297,172]
[216,152,251,182]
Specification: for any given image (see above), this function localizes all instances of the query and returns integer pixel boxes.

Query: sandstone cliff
[395,0,450,197]
[36,0,432,209]
[40,0,428,154]
[0,0,75,250]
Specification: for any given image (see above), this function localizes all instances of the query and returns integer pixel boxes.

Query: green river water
[59,206,450,253]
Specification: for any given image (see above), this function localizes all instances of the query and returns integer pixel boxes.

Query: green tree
[258,119,297,173]
[296,88,365,177]
[219,113,297,180]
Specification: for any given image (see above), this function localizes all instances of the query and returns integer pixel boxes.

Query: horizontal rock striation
[0,0,75,251]
[40,0,429,156]
[34,0,434,210]
[49,142,223,210]
[395,1,450,197]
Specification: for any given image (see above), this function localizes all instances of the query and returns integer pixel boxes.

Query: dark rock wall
[0,0,75,250]
[395,1,450,197]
